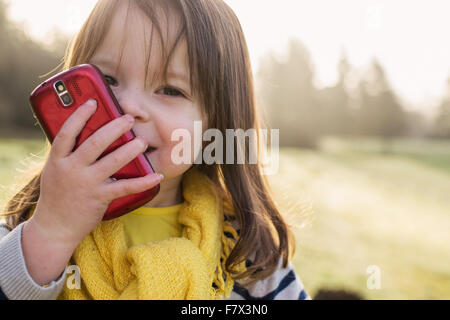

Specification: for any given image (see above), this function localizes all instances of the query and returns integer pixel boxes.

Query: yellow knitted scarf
[57,168,245,300]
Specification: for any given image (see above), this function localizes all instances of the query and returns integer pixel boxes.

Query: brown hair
[1,0,296,286]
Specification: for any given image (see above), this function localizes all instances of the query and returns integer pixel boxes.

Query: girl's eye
[104,75,118,86]
[103,75,185,99]
[157,87,185,98]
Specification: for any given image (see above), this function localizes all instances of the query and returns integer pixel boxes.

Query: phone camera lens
[61,93,73,105]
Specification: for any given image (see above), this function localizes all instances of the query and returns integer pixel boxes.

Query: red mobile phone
[29,63,160,220]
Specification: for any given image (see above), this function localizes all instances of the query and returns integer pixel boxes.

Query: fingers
[51,99,98,159]
[91,136,148,179]
[74,113,136,166]
[102,173,163,201]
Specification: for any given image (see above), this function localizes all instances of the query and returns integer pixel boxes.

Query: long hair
[1,0,296,286]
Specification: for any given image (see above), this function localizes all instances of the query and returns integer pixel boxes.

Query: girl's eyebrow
[166,70,190,86]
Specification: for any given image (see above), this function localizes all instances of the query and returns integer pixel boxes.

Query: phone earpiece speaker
[69,79,82,97]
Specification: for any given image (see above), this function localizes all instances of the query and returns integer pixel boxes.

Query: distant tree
[403,109,429,138]
[0,0,69,135]
[0,0,6,27]
[317,50,353,136]
[431,77,450,138]
[354,58,407,153]
[0,0,15,128]
[256,38,323,148]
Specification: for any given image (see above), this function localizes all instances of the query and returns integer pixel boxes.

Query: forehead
[91,1,189,81]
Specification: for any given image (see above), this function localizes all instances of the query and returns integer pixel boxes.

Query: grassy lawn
[0,137,48,209]
[269,136,450,299]
[1,136,449,299]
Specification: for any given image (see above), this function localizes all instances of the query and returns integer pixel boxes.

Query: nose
[115,88,151,122]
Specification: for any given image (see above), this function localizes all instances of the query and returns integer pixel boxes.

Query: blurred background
[0,0,449,299]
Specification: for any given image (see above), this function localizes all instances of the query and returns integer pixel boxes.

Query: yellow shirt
[122,202,184,248]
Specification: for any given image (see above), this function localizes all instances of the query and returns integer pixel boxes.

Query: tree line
[256,39,450,148]
[0,0,68,136]
[0,0,449,146]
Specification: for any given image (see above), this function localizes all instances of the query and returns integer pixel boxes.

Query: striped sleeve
[0,224,10,299]
[224,216,311,300]
[227,258,311,300]
[0,288,7,300]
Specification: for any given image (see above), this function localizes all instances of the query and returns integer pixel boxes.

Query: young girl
[0,0,310,300]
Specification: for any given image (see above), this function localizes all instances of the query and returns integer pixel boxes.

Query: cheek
[153,116,204,178]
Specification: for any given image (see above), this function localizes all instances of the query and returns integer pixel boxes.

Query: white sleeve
[0,222,68,300]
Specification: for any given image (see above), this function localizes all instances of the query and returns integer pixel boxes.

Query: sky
[5,0,450,115]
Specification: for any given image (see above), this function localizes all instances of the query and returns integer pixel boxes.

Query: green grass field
[1,136,449,299]
[269,136,450,299]
[0,137,48,207]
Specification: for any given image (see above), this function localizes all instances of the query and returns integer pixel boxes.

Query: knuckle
[89,136,103,150]
[50,158,72,179]
[49,154,65,167]
[111,152,122,165]
[91,187,106,203]
[48,144,59,158]
[56,129,68,142]
[122,182,134,195]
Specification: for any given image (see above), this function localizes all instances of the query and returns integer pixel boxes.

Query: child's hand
[28,99,162,247]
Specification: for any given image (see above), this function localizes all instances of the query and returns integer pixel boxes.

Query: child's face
[88,3,207,196]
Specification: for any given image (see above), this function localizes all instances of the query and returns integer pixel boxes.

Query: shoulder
[0,221,12,238]
[224,216,310,300]
[227,258,310,300]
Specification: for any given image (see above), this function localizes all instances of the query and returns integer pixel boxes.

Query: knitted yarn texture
[58,168,245,300]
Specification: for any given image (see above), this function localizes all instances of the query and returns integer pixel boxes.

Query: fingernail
[136,136,148,147]
[124,114,135,123]
[88,99,97,106]
[148,173,163,181]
